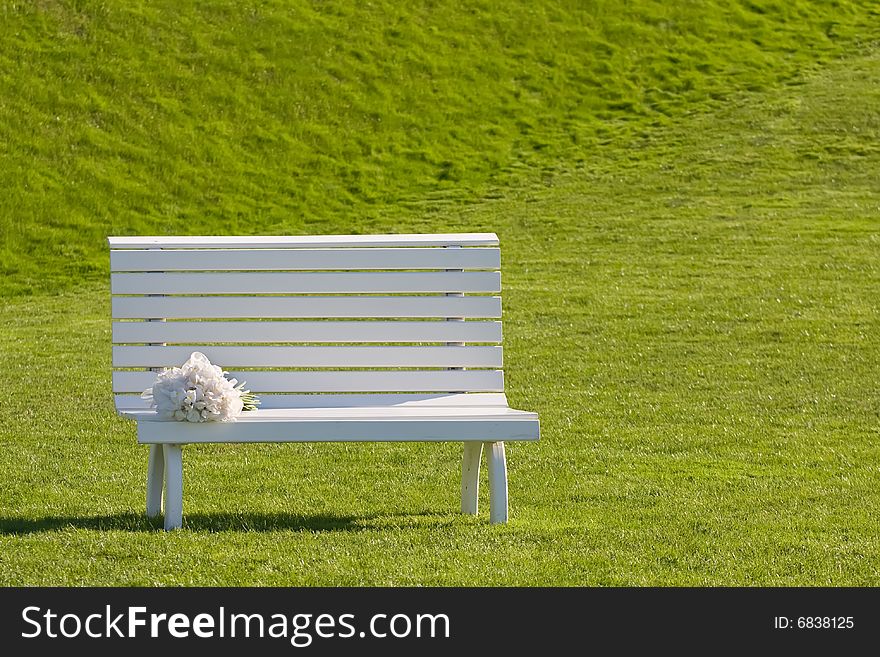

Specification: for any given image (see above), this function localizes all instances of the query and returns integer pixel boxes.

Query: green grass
[1,0,879,295]
[3,44,879,585]
[1,1,879,584]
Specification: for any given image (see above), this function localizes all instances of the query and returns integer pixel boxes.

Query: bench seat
[122,405,540,444]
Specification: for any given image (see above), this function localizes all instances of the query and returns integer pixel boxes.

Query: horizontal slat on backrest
[110,248,500,272]
[112,296,501,319]
[113,345,502,368]
[116,394,513,411]
[113,370,504,393]
[115,392,510,410]
[112,320,502,344]
[108,233,499,249]
[111,271,501,295]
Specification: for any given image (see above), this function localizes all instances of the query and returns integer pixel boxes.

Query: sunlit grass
[1,39,878,584]
[2,0,878,295]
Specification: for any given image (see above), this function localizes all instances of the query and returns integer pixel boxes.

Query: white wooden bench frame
[109,233,539,530]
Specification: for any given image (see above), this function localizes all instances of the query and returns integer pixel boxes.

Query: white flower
[140,352,255,423]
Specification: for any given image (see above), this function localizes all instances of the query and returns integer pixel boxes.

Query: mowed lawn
[1,46,878,585]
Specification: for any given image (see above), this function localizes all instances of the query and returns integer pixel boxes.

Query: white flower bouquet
[140,351,259,422]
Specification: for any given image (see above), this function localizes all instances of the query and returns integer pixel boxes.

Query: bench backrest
[109,234,505,410]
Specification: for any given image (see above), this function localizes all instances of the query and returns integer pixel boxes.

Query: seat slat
[111,271,501,294]
[108,233,499,249]
[112,320,502,344]
[135,406,538,419]
[110,247,500,272]
[112,295,501,319]
[134,415,540,444]
[113,369,504,393]
[113,345,503,368]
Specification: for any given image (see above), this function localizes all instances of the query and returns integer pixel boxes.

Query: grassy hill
[0,1,878,586]
[1,0,879,295]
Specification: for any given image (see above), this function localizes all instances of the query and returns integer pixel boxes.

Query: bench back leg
[487,441,508,524]
[461,442,483,514]
[162,444,184,530]
[146,444,165,518]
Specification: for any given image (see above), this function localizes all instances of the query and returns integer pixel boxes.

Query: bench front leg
[461,442,483,515]
[486,441,508,524]
[146,444,165,518]
[163,444,183,531]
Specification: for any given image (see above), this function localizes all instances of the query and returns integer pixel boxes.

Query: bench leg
[163,444,183,531]
[146,444,164,518]
[461,442,483,514]
[486,441,508,524]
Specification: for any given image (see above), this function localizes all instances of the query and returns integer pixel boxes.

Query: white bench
[109,233,540,530]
